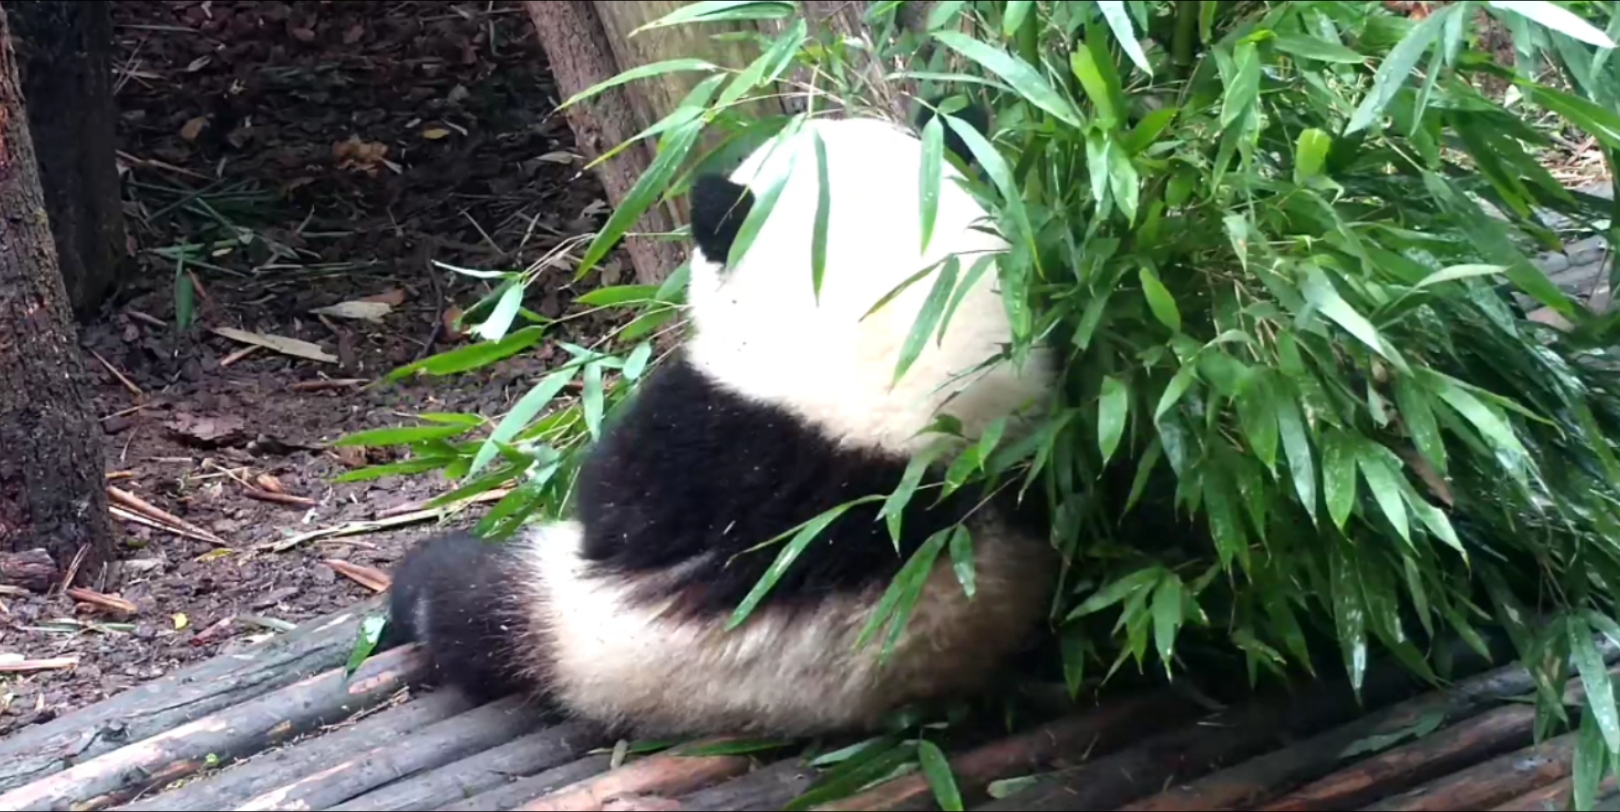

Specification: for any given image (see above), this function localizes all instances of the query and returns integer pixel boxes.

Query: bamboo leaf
[919,114,943,253]
[558,59,722,109]
[1489,0,1617,48]
[1346,6,1454,134]
[1324,431,1358,531]
[1570,616,1620,754]
[932,31,1083,127]
[1139,265,1181,332]
[948,525,975,599]
[1098,1,1152,76]
[895,257,960,384]
[1098,375,1129,464]
[918,740,964,812]
[812,130,831,299]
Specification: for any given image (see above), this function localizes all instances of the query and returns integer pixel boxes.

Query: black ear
[690,174,755,264]
[913,100,991,168]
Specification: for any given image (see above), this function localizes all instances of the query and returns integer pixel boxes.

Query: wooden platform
[1,188,1614,812]
[1,594,1619,811]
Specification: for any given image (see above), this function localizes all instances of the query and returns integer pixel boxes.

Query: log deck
[0,189,1614,811]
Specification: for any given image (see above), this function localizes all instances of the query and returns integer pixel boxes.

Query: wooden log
[519,742,756,811]
[1362,732,1578,811]
[118,688,476,811]
[0,595,386,793]
[1124,656,1592,811]
[327,719,606,812]
[0,548,56,591]
[1491,774,1619,811]
[678,759,819,812]
[442,755,615,812]
[0,643,427,811]
[978,666,1437,812]
[819,691,1194,811]
[231,694,548,810]
[1260,661,1617,811]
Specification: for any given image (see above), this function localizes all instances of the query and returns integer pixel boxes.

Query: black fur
[573,354,1050,617]
[387,531,530,703]
[690,175,755,264]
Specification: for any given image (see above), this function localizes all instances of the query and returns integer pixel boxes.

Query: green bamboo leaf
[917,740,964,812]
[576,284,662,307]
[918,114,943,252]
[1346,5,1453,133]
[344,614,387,678]
[1276,387,1318,521]
[333,423,475,448]
[1098,375,1129,465]
[1108,141,1140,223]
[1155,363,1197,422]
[941,112,1035,261]
[1139,266,1181,332]
[1151,574,1184,675]
[1066,567,1161,622]
[1331,551,1369,693]
[716,18,807,109]
[1220,42,1261,129]
[947,525,975,599]
[577,119,704,280]
[1393,377,1446,475]
[811,130,831,300]
[932,31,1083,127]
[1294,128,1332,184]
[1098,1,1152,76]
[1356,441,1411,545]
[1061,625,1088,698]
[895,257,959,385]
[1069,34,1121,128]
[1488,0,1617,48]
[729,500,869,629]
[468,367,578,479]
[1001,0,1033,37]
[727,129,802,269]
[387,326,546,381]
[881,445,946,547]
[860,528,950,659]
[1302,264,1403,369]
[1236,376,1279,471]
[1323,431,1358,531]
[623,342,654,381]
[1409,497,1464,558]
[1415,264,1507,288]
[635,1,797,33]
[938,254,996,344]
[582,362,605,440]
[1576,705,1607,811]
[1203,474,1248,570]
[332,457,452,483]
[1270,33,1367,64]
[1525,83,1620,150]
[558,59,722,110]
[1570,616,1620,755]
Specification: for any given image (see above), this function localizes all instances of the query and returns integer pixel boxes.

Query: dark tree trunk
[0,2,116,576]
[6,0,125,317]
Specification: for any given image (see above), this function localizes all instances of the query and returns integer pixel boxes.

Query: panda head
[682,115,1054,458]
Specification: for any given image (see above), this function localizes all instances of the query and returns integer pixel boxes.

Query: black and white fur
[389,115,1059,738]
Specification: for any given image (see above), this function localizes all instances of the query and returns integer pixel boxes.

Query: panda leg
[387,529,544,704]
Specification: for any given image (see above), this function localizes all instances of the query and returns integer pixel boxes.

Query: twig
[377,487,512,519]
[125,309,167,328]
[59,545,89,594]
[186,269,216,314]
[219,344,261,367]
[0,657,78,673]
[65,588,138,616]
[105,471,135,481]
[102,404,151,421]
[89,349,144,398]
[324,559,391,592]
[111,505,225,547]
[415,245,446,362]
[106,487,229,546]
[265,490,509,553]
[289,378,366,392]
[244,488,318,509]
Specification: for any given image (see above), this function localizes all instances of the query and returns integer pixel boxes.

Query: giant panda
[387,112,1061,738]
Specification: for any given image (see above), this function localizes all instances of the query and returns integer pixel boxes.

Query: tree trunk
[0,2,116,576]
[6,0,125,317]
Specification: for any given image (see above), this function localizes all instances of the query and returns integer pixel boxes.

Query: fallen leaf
[173,613,189,630]
[211,327,338,363]
[65,588,137,615]
[537,151,577,164]
[256,473,285,494]
[310,300,392,323]
[421,127,451,140]
[180,116,208,141]
[361,288,408,306]
[324,559,391,592]
[186,55,212,72]
[165,413,248,448]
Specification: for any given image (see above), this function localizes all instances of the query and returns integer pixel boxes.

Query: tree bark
[6,0,125,316]
[0,3,116,574]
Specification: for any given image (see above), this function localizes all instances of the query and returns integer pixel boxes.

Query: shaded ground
[1,0,628,733]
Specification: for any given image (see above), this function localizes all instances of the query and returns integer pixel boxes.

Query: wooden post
[0,1,116,575]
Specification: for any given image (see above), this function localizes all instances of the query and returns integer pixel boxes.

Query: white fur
[685,117,1056,455]
[509,516,1055,737]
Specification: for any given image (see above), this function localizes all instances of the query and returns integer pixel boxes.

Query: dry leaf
[186,55,212,72]
[324,559,391,592]
[537,151,577,164]
[166,412,248,448]
[173,613,189,630]
[211,327,338,363]
[256,473,285,494]
[180,116,208,141]
[421,127,451,140]
[310,300,392,323]
[361,288,408,306]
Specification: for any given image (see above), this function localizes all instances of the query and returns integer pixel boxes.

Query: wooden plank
[0,594,387,793]
[518,742,756,811]
[442,755,615,812]
[1124,653,1608,811]
[119,688,476,811]
[329,720,606,812]
[1491,774,1619,811]
[678,759,819,812]
[977,664,1442,812]
[819,691,1192,811]
[1362,733,1577,811]
[0,642,426,811]
[231,694,550,810]
[1260,661,1616,811]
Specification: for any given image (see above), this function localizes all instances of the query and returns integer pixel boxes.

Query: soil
[0,0,637,735]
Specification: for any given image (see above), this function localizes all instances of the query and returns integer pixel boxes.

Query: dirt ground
[0,0,632,734]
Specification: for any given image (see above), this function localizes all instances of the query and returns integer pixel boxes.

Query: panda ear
[690,174,755,265]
